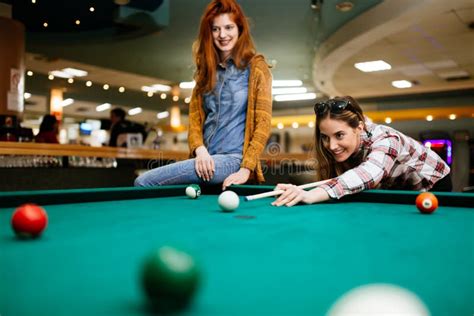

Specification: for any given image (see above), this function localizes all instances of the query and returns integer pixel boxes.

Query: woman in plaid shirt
[272,96,451,207]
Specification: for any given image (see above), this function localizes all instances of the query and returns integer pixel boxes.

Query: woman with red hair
[135,0,273,189]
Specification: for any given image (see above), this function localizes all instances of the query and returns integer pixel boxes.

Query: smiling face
[319,117,363,162]
[212,13,239,61]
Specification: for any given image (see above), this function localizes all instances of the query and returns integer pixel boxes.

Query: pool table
[1,185,473,315]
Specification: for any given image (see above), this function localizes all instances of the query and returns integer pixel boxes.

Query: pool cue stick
[244,179,331,201]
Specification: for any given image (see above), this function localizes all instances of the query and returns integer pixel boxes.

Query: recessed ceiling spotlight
[426,115,433,122]
[67,78,74,84]
[75,20,81,25]
[103,84,109,90]
[147,91,154,97]
[336,1,354,12]
[392,80,412,89]
[26,71,33,76]
[449,114,456,120]
[43,22,48,28]
[385,117,392,124]
[277,123,284,130]
[31,0,36,3]
[119,87,125,93]
[86,81,92,87]
[173,95,179,102]
[48,74,54,80]
[160,93,167,99]
[89,7,95,12]
[354,60,391,72]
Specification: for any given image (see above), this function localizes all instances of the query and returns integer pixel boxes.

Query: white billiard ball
[327,283,430,316]
[218,191,240,212]
[185,184,201,199]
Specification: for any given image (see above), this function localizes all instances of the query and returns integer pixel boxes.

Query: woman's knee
[134,173,148,187]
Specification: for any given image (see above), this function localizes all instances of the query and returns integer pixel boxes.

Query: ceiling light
[103,84,109,90]
[292,122,299,129]
[32,0,36,3]
[449,114,456,120]
[141,84,171,92]
[26,71,33,76]
[173,95,179,102]
[61,98,74,107]
[157,111,169,119]
[43,22,48,28]
[89,7,95,12]
[62,68,88,77]
[160,93,167,99]
[385,117,392,124]
[272,87,307,95]
[75,20,80,25]
[67,78,74,84]
[48,74,54,80]
[274,93,317,102]
[24,92,31,100]
[277,123,284,129]
[392,80,412,89]
[147,91,154,97]
[49,70,72,79]
[272,80,303,87]
[179,81,196,89]
[96,103,111,112]
[185,97,191,104]
[86,81,92,87]
[308,121,315,128]
[118,87,125,93]
[426,115,433,121]
[354,60,391,72]
[128,107,142,116]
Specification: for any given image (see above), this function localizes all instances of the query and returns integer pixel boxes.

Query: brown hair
[313,96,366,180]
[192,0,256,95]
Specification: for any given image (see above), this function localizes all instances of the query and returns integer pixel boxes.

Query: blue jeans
[134,154,242,187]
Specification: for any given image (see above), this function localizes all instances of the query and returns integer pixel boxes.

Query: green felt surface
[1,189,473,316]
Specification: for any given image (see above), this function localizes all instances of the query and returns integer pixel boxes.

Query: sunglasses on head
[314,99,351,115]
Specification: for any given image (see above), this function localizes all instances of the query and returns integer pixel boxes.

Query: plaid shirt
[319,121,450,199]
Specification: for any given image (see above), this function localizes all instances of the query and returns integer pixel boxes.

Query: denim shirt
[203,60,249,155]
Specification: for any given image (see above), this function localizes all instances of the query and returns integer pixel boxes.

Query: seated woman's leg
[134,154,242,187]
[134,159,200,187]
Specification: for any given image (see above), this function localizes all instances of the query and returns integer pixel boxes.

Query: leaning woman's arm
[240,62,273,172]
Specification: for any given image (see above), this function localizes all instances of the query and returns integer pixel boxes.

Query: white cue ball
[327,283,430,316]
[218,191,240,212]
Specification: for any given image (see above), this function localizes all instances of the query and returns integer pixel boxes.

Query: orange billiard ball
[11,204,48,238]
[416,192,438,214]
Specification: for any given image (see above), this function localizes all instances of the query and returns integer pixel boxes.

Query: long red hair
[193,0,256,95]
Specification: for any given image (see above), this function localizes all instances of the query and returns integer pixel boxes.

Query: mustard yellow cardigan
[188,54,273,183]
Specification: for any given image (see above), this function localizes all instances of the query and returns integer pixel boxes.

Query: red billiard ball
[416,192,438,214]
[11,204,48,238]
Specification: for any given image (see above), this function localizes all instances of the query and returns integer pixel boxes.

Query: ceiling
[1,0,473,125]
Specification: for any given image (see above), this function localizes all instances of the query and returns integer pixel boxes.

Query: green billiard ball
[142,246,200,312]
[185,184,201,199]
